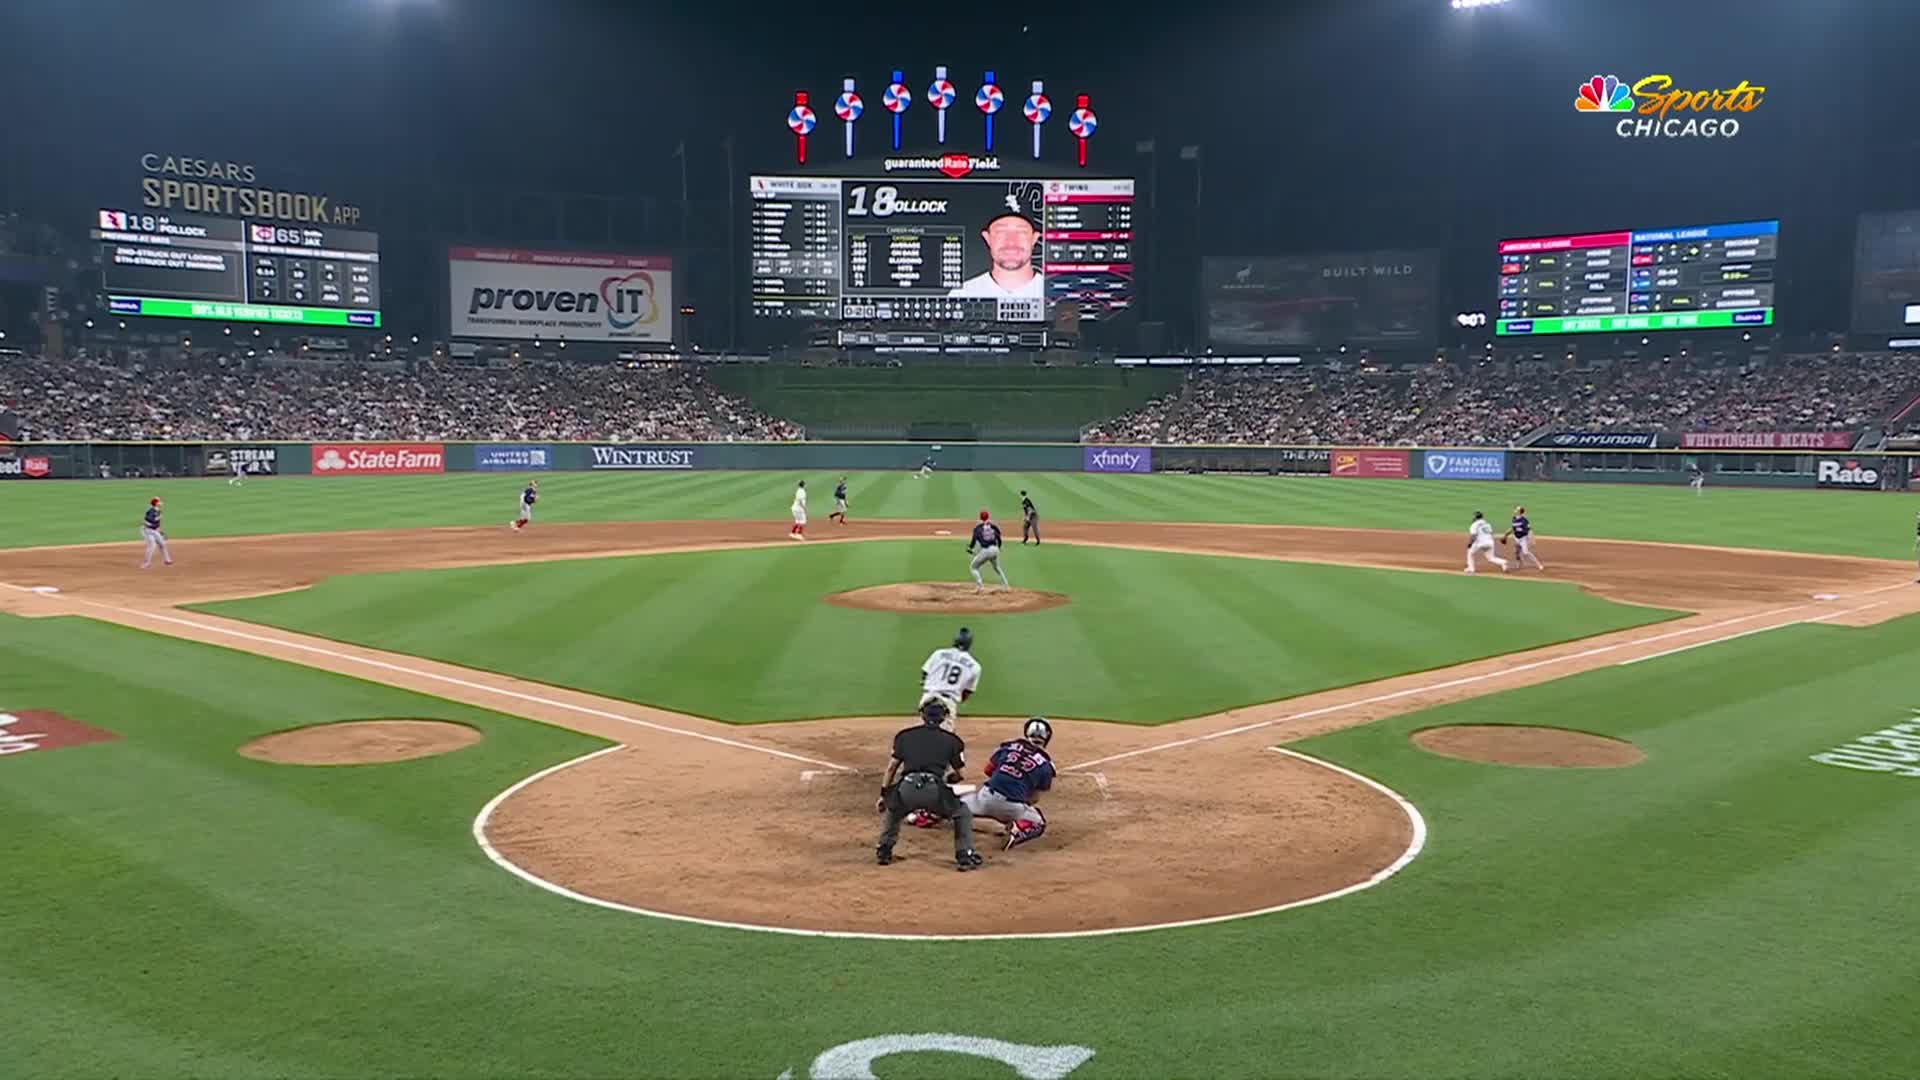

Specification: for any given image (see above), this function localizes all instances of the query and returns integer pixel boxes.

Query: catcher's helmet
[1023,717,1053,746]
[954,626,973,651]
[920,698,952,726]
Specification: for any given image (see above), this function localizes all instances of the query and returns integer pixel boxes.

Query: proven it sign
[311,443,446,476]
[448,247,673,343]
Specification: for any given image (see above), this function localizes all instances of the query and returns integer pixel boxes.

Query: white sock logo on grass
[777,1034,1095,1080]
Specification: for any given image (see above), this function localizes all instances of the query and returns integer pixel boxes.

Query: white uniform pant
[141,526,172,566]
[1514,535,1544,568]
[1466,536,1507,573]
[961,786,1045,840]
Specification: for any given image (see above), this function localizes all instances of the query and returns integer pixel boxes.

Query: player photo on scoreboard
[950,181,1046,300]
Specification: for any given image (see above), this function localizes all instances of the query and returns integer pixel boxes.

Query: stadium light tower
[1450,0,1509,9]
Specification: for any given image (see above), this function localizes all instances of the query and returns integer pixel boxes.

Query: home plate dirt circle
[479,717,1422,937]
[239,719,483,765]
[825,582,1072,615]
[1412,724,1645,768]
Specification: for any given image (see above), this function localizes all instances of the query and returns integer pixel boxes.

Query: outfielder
[1689,463,1706,495]
[1465,510,1508,574]
[789,480,808,540]
[968,510,1010,591]
[875,698,983,872]
[961,717,1056,849]
[227,460,248,486]
[511,480,538,530]
[917,627,981,733]
[140,498,173,569]
[916,454,935,480]
[1501,505,1545,571]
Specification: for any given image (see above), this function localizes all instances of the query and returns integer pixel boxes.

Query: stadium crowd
[1,352,803,442]
[1082,352,1920,445]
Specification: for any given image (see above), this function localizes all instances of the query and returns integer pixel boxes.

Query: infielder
[874,698,981,872]
[140,498,173,569]
[968,510,1010,591]
[1501,504,1545,571]
[789,480,808,540]
[1465,510,1508,574]
[916,627,981,734]
[961,717,1056,849]
[829,476,849,525]
[512,480,538,531]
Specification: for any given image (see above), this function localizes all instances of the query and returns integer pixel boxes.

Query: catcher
[961,717,1056,849]
[875,699,983,871]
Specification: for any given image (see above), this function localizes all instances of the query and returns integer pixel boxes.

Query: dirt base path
[5,520,1915,936]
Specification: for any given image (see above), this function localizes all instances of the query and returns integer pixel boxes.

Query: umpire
[1020,490,1040,544]
[875,699,983,871]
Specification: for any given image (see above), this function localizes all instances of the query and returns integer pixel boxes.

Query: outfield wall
[2,440,1915,492]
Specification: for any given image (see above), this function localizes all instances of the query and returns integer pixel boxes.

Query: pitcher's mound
[1412,724,1644,768]
[240,719,482,766]
[826,582,1071,614]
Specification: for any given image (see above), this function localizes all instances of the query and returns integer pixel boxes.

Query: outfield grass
[8,603,1920,1076]
[192,541,1676,724]
[7,469,1920,558]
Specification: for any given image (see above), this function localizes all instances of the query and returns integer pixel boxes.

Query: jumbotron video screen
[91,208,382,328]
[1496,219,1777,336]
[748,175,1134,323]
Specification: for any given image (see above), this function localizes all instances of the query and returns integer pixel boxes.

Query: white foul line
[470,744,1428,941]
[0,584,853,773]
[1064,603,1816,771]
[1617,600,1888,667]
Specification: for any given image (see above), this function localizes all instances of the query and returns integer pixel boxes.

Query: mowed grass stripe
[197,542,1678,725]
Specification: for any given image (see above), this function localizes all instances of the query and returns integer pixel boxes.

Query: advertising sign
[475,444,555,472]
[1816,457,1884,490]
[1331,449,1410,478]
[1082,446,1153,473]
[448,248,673,343]
[311,443,446,476]
[1538,430,1660,449]
[207,445,279,476]
[1681,431,1855,450]
[1422,450,1507,481]
[588,445,698,470]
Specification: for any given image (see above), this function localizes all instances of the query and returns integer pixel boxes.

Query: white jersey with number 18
[921,647,982,699]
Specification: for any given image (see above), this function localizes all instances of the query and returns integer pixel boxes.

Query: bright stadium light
[1451,0,1509,9]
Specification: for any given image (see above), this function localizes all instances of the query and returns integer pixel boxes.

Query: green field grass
[190,542,1677,724]
[8,470,1920,558]
[8,598,1920,1077]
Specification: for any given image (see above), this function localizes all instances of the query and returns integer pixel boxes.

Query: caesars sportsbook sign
[448,248,673,343]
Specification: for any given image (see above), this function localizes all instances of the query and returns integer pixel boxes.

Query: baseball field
[5,470,1920,1078]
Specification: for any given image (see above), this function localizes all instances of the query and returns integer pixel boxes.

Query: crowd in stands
[1082,352,1920,446]
[1,352,802,442]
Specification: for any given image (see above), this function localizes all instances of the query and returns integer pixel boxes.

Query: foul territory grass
[7,469,1920,558]
[192,541,1677,724]
[8,604,1920,1075]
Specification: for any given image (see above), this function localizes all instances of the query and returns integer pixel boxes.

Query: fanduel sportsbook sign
[1083,446,1153,474]
[1422,450,1507,481]
[589,445,697,470]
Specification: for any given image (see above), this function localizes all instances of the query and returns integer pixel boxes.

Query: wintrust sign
[448,248,673,343]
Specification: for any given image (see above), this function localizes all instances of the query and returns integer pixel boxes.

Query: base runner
[789,480,808,540]
[1465,510,1508,574]
[140,498,173,569]
[961,717,1055,849]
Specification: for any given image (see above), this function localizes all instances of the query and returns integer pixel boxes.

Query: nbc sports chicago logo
[1575,73,1764,139]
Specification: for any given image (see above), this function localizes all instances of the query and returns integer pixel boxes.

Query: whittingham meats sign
[448,248,674,344]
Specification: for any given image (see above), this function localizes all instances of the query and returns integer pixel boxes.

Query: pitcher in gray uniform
[875,699,982,871]
[968,510,1010,592]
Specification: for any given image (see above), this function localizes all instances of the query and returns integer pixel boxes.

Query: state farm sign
[311,443,446,476]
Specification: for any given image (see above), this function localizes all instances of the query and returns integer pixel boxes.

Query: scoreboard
[92,209,382,328]
[1496,219,1777,336]
[749,174,1135,323]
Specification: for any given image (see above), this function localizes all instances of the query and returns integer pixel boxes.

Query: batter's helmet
[954,627,973,651]
[1023,717,1053,746]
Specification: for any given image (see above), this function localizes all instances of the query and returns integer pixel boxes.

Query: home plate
[1813,593,1841,601]
[951,783,976,795]
[30,586,60,595]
